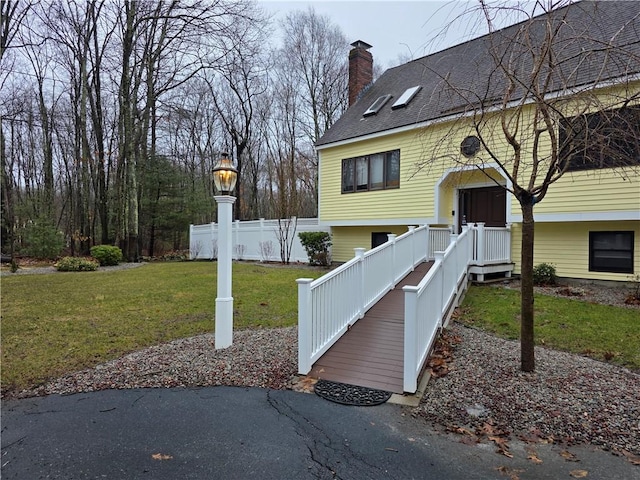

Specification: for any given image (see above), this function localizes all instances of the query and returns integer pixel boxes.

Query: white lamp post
[212,152,238,349]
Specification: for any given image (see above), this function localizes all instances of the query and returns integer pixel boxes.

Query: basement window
[363,94,392,117]
[589,231,634,274]
[392,86,422,109]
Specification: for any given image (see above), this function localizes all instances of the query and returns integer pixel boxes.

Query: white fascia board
[320,217,435,227]
[316,74,640,152]
[509,210,640,223]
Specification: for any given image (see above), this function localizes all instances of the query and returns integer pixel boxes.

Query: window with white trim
[341,150,400,193]
[589,231,634,274]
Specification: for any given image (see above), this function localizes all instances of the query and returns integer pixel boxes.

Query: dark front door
[458,186,506,232]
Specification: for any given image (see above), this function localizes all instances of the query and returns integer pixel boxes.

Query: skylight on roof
[363,94,392,117]
[392,86,422,109]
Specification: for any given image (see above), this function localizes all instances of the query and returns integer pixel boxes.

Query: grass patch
[458,285,640,371]
[1,261,327,395]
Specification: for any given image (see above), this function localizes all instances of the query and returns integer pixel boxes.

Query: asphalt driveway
[2,387,638,479]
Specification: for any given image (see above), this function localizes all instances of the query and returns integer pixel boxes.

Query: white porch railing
[471,222,511,265]
[297,225,450,374]
[403,226,473,392]
[297,223,511,392]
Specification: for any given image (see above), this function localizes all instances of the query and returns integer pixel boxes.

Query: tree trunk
[520,200,535,372]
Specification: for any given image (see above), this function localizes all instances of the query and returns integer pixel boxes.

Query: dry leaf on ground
[495,465,523,480]
[569,469,588,478]
[621,450,640,465]
[151,453,173,460]
[560,450,580,462]
[489,436,513,458]
[527,452,543,464]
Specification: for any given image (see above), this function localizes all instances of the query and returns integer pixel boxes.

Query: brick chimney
[348,40,373,106]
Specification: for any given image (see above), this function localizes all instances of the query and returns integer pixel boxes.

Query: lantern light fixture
[212,152,238,195]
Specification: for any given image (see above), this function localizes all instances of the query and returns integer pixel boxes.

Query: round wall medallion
[461,135,481,157]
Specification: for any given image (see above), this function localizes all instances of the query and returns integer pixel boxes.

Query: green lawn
[3,264,638,397]
[457,285,640,371]
[1,261,327,395]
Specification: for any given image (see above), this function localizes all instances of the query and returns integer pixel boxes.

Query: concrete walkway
[2,387,638,479]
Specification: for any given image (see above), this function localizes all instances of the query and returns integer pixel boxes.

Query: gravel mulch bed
[11,275,640,457]
[19,327,298,398]
[0,262,144,276]
[416,324,640,456]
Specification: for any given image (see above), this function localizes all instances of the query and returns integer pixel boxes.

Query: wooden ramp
[309,261,434,394]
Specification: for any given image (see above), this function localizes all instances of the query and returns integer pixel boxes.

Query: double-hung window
[341,149,400,193]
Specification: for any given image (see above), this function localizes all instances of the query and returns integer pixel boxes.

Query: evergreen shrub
[90,245,123,266]
[298,232,332,266]
[55,257,99,272]
[533,262,557,285]
[22,217,64,259]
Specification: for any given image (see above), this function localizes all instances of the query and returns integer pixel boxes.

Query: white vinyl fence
[189,218,330,263]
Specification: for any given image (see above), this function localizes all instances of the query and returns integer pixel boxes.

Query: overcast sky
[259,1,502,70]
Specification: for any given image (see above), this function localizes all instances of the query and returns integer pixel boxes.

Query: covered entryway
[458,185,506,233]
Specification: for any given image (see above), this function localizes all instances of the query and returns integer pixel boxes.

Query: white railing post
[424,225,431,261]
[463,225,472,264]
[387,234,397,287]
[408,226,416,269]
[354,248,366,319]
[506,223,512,263]
[434,251,445,322]
[297,278,314,375]
[403,285,419,393]
[449,232,458,283]
[476,222,486,265]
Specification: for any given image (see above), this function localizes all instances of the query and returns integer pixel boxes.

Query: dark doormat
[314,379,392,406]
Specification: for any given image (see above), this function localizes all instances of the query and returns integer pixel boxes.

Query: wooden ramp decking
[309,261,434,394]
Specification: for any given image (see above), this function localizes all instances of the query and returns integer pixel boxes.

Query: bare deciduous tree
[417,0,640,371]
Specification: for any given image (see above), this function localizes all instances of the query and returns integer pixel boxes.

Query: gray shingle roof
[317,1,640,147]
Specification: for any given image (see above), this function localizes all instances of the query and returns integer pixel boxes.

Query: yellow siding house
[317,2,640,282]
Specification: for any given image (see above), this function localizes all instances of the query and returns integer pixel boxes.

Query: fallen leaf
[499,448,514,458]
[560,450,580,462]
[527,453,543,464]
[482,423,498,436]
[495,465,523,479]
[570,469,588,478]
[459,435,479,445]
[446,424,473,436]
[428,357,446,367]
[152,453,173,461]
[621,450,640,465]
[482,422,508,437]
[290,376,317,393]
[488,437,513,458]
